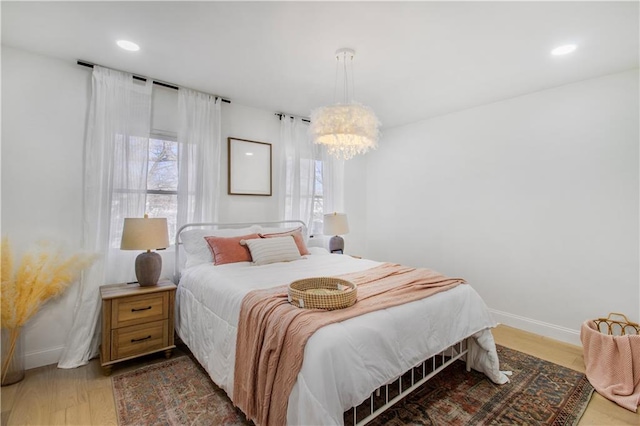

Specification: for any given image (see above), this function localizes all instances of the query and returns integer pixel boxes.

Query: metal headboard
[173,220,307,283]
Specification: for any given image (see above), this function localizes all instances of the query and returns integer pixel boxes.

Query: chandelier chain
[350,52,356,103]
[333,54,340,104]
[343,51,349,103]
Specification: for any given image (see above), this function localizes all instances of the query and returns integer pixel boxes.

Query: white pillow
[307,246,330,255]
[241,236,302,266]
[181,226,260,268]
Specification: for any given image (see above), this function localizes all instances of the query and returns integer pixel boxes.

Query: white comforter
[176,254,508,425]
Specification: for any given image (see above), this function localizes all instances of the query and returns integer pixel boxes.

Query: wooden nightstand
[100,279,177,375]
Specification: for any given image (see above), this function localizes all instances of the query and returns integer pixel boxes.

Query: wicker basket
[288,277,357,310]
[593,312,639,336]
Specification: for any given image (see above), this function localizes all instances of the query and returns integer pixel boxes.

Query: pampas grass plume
[1,238,96,382]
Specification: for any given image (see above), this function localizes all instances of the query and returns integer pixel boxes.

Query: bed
[174,221,508,425]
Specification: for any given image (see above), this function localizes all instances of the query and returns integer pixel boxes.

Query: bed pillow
[205,233,261,266]
[260,226,308,241]
[259,227,310,256]
[307,246,331,255]
[181,226,259,268]
[241,236,302,266]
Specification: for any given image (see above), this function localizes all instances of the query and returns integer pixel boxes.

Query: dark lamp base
[135,251,162,286]
[329,235,345,253]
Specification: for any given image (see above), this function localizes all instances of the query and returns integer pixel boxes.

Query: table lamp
[120,214,169,286]
[323,212,349,253]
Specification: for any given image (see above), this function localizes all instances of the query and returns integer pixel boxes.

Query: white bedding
[176,254,508,425]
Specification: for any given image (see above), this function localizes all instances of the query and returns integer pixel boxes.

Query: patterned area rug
[112,346,593,426]
[367,345,594,426]
[112,356,249,425]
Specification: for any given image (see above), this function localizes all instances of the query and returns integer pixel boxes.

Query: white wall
[354,70,639,345]
[219,103,282,223]
[1,46,285,368]
[343,155,368,256]
[2,46,89,368]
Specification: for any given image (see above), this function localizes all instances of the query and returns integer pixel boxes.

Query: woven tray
[288,277,357,310]
[593,312,639,336]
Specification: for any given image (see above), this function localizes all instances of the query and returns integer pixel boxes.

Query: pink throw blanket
[580,320,640,412]
[233,263,466,426]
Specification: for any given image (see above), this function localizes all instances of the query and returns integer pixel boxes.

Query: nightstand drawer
[112,320,169,360]
[112,292,168,328]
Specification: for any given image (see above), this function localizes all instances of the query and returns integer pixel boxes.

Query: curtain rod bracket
[275,112,311,123]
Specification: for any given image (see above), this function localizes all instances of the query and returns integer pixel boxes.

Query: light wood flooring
[2,325,639,425]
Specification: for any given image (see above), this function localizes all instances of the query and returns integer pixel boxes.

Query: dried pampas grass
[1,238,95,382]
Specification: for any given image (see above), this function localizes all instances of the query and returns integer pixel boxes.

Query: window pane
[148,139,178,191]
[314,160,323,196]
[311,196,324,235]
[311,160,324,235]
[146,194,178,244]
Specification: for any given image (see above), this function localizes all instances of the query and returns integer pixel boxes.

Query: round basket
[288,277,357,310]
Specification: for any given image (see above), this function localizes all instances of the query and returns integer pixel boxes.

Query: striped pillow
[241,236,302,266]
[259,227,310,255]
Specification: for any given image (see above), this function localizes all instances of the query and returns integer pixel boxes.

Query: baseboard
[489,309,581,347]
[25,345,64,369]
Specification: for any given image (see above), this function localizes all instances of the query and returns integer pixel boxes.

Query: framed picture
[228,137,272,196]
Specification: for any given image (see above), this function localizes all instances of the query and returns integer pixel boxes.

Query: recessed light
[245,152,254,156]
[117,40,140,52]
[551,44,577,56]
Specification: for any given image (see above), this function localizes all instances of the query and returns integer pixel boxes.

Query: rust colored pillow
[205,233,261,265]
[259,227,310,256]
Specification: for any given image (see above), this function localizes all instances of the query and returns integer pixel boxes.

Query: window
[110,135,179,249]
[146,136,178,243]
[311,160,324,236]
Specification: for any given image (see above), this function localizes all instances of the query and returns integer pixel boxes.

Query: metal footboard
[344,338,470,426]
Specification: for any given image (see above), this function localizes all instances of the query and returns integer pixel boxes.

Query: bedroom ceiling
[2,1,638,128]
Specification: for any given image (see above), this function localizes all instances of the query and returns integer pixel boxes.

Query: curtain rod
[77,60,231,104]
[275,113,310,123]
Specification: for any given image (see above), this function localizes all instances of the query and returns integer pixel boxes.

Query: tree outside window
[146,137,178,243]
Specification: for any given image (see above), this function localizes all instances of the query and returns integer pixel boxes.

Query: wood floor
[2,325,638,425]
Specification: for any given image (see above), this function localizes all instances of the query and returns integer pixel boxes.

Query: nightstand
[99,279,177,375]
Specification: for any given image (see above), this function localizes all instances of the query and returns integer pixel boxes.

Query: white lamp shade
[323,213,349,236]
[121,217,169,250]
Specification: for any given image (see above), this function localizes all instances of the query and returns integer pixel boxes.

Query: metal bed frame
[174,220,472,426]
[344,339,470,425]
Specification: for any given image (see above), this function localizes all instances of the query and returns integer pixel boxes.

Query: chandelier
[309,48,381,160]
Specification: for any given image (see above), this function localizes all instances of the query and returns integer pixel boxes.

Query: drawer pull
[131,335,152,343]
[131,306,152,312]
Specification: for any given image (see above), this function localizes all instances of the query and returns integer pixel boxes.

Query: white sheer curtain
[177,89,222,227]
[279,116,345,236]
[279,117,316,228]
[58,66,152,368]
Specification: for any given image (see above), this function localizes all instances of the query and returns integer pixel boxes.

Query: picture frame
[228,137,272,196]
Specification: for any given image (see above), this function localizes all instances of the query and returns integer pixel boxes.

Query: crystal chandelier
[309,48,381,160]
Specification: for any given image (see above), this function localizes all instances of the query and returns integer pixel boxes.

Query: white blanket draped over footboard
[176,254,508,425]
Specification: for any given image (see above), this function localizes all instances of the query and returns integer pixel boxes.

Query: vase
[1,327,25,386]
